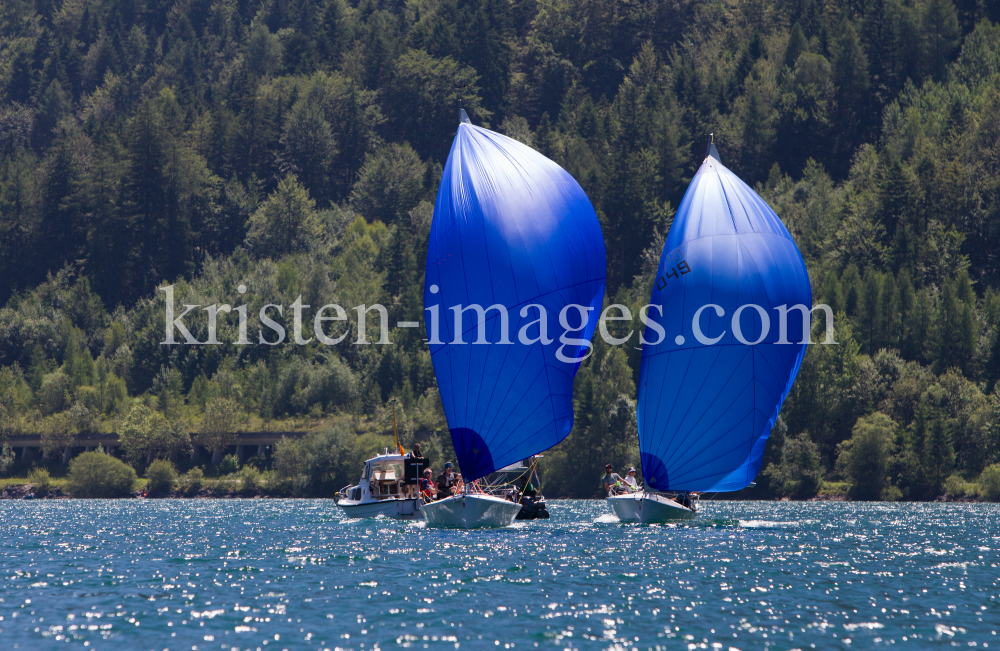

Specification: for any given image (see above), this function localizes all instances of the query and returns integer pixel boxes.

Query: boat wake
[738,520,797,528]
[594,514,620,524]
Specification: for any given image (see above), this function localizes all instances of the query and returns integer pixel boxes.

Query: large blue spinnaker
[424,113,606,482]
[638,148,812,492]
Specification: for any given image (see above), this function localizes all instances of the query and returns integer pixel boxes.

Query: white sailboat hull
[607,493,697,523]
[338,497,421,519]
[422,493,521,528]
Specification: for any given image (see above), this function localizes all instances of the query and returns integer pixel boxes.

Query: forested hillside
[1,0,999,499]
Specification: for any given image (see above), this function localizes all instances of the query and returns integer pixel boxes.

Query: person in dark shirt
[602,464,624,495]
[411,443,424,459]
[436,462,462,498]
[520,477,537,499]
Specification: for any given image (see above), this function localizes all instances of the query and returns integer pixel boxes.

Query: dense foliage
[145,457,177,493]
[1,0,999,499]
[66,451,137,497]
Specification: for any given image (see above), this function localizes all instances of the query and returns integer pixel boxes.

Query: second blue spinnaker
[638,148,812,492]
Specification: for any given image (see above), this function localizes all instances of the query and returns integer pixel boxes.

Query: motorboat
[493,459,550,520]
[337,453,425,519]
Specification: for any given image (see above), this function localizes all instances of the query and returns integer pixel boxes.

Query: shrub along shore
[2,420,998,502]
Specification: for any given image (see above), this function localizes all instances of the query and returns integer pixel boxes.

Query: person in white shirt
[623,467,640,492]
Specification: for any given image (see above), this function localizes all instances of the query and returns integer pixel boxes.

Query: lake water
[0,500,996,650]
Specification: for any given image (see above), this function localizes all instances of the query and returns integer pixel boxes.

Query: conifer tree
[921,0,961,81]
[896,271,914,350]
[245,174,322,258]
[924,413,955,494]
[783,23,808,70]
[905,289,934,363]
[876,273,898,350]
[862,0,902,108]
[821,271,844,315]
[535,112,557,160]
[740,86,775,183]
[857,268,881,354]
[831,19,870,169]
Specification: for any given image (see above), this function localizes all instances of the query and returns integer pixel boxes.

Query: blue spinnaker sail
[424,115,606,482]
[637,150,812,492]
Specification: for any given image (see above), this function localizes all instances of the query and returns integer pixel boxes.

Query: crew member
[411,443,424,459]
[623,467,639,492]
[419,468,435,499]
[602,464,624,495]
[520,477,537,500]
[437,463,462,498]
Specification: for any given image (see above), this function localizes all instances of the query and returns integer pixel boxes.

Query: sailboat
[422,109,606,528]
[608,139,812,523]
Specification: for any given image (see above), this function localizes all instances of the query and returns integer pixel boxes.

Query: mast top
[706,134,720,162]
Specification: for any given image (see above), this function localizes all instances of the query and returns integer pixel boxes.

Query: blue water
[0,500,996,650]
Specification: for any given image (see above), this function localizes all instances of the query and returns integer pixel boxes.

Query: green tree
[146,459,177,495]
[280,99,335,201]
[924,414,956,495]
[921,0,961,81]
[198,398,244,464]
[831,19,871,170]
[783,22,808,70]
[350,143,427,224]
[739,85,776,184]
[67,451,137,498]
[119,403,190,465]
[274,425,364,496]
[980,464,1000,501]
[383,48,485,162]
[245,174,322,258]
[838,412,897,501]
[763,432,823,498]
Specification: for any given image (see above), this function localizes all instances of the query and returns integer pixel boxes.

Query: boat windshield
[367,462,403,479]
[364,459,412,499]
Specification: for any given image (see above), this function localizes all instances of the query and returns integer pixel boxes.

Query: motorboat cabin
[337,453,427,519]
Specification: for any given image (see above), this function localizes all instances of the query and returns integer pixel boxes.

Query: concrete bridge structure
[4,431,309,465]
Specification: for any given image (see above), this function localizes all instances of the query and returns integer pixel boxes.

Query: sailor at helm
[602,465,625,495]
[436,463,462,498]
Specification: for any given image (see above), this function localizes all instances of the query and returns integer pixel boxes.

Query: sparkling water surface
[0,500,996,650]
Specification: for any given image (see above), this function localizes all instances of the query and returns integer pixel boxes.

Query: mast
[391,398,404,456]
[706,133,720,162]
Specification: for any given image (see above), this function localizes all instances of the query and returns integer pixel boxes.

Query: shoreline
[1,483,988,503]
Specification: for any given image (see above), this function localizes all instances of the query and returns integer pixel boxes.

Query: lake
[0,499,995,649]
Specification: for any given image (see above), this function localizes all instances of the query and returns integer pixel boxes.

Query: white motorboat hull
[338,497,421,519]
[607,493,697,523]
[422,493,521,528]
